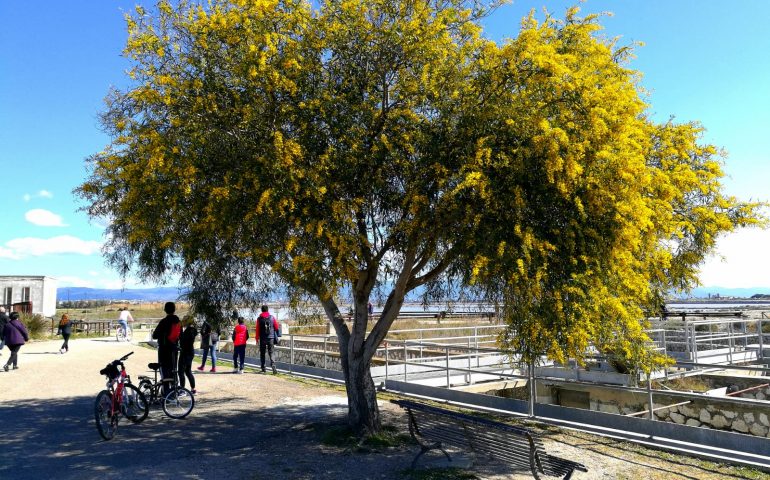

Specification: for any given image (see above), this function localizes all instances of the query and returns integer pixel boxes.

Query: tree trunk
[343,348,379,435]
[343,289,380,435]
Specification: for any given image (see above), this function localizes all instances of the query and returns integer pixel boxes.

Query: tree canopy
[78,0,763,433]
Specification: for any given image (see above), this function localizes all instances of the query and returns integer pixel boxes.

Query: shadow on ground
[0,394,503,480]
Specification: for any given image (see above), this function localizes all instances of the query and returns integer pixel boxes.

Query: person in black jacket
[152,302,181,395]
[178,315,197,393]
[57,313,73,353]
[0,307,8,355]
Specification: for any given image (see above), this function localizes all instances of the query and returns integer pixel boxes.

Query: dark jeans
[233,344,246,370]
[259,340,274,370]
[158,347,176,396]
[5,344,21,368]
[200,344,217,368]
[60,333,70,352]
[178,353,195,390]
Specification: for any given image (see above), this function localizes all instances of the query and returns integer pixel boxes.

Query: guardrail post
[647,372,655,421]
[528,361,536,418]
[759,319,764,360]
[466,338,472,385]
[446,346,451,388]
[323,336,328,370]
[290,334,295,373]
[728,322,734,364]
[385,342,389,386]
[404,342,408,382]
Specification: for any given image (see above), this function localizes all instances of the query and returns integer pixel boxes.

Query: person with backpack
[257,305,279,374]
[152,302,181,394]
[3,312,29,371]
[178,315,197,393]
[197,319,218,372]
[231,316,249,374]
[57,313,73,353]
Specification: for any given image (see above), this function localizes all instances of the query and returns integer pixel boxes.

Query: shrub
[19,313,49,340]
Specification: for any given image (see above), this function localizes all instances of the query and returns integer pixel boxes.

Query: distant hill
[57,286,188,302]
[677,286,770,300]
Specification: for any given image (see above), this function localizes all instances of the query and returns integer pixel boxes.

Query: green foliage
[77,0,764,431]
[20,313,48,340]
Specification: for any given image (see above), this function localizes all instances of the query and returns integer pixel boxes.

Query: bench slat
[393,399,588,478]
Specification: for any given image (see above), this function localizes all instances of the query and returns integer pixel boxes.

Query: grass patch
[651,376,711,392]
[318,423,412,452]
[401,467,479,480]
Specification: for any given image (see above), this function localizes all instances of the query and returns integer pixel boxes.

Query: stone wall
[584,386,770,438]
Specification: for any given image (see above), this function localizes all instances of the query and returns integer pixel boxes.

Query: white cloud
[1,235,101,258]
[23,190,54,202]
[25,209,67,227]
[698,228,770,288]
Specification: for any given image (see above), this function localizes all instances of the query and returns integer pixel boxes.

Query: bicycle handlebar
[118,351,134,362]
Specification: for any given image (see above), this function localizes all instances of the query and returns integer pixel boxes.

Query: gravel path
[0,337,766,480]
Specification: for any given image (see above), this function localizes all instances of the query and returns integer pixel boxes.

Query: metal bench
[392,399,587,479]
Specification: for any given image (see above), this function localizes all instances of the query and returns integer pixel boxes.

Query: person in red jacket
[257,305,279,374]
[231,316,249,374]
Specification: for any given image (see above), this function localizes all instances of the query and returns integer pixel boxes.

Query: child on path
[231,317,248,373]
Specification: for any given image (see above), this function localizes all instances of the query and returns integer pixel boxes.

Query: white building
[0,276,57,317]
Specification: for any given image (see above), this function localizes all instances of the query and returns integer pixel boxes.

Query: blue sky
[1,1,768,291]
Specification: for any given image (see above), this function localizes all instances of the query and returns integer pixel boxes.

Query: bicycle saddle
[147,363,161,371]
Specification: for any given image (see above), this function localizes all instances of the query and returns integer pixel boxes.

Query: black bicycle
[94,351,149,440]
[135,355,194,419]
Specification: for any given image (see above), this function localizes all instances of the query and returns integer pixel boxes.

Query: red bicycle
[94,351,149,440]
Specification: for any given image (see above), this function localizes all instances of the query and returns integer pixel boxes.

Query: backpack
[167,321,181,344]
[259,315,275,340]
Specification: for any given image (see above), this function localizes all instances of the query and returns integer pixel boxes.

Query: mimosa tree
[78,0,762,435]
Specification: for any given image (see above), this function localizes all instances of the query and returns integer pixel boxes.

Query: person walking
[178,315,197,393]
[152,302,182,395]
[257,305,279,374]
[0,306,9,355]
[231,317,249,373]
[197,319,215,372]
[57,313,73,353]
[3,312,29,371]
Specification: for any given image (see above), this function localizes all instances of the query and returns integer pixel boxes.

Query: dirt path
[0,337,767,480]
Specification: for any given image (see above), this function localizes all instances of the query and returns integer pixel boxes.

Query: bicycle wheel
[138,379,156,405]
[162,387,194,419]
[116,326,126,342]
[94,390,117,440]
[123,383,149,423]
[124,326,133,342]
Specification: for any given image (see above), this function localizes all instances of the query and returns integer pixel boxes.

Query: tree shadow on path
[0,395,423,480]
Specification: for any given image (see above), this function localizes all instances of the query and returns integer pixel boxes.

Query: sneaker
[238,369,244,374]
[272,365,277,374]
[233,368,239,373]
[191,389,197,394]
[12,366,18,370]
[3,365,8,372]
[197,366,204,371]
[210,367,216,372]
[59,348,65,354]
[261,368,266,373]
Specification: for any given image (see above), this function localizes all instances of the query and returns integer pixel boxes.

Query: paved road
[0,337,413,480]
